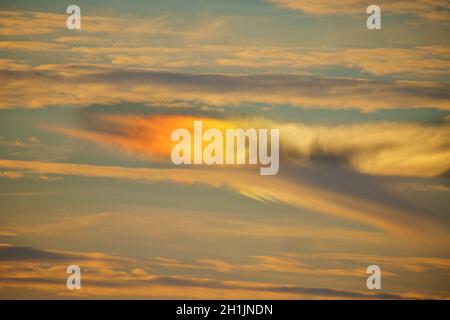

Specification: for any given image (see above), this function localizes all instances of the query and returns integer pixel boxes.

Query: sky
[0,0,449,299]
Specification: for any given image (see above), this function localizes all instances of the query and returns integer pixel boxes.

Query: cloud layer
[1,67,449,110]
[2,244,447,299]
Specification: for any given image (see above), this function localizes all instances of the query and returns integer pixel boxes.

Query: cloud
[267,0,450,20]
[0,265,404,299]
[1,6,449,301]
[0,244,78,261]
[2,113,449,244]
[3,37,448,78]
[0,244,438,299]
[0,59,32,71]
[217,46,450,77]
[197,259,234,273]
[196,255,367,277]
[278,121,450,177]
[0,11,173,36]
[0,170,24,179]
[0,158,448,243]
[0,231,16,237]
[0,244,130,267]
[312,252,450,273]
[0,41,65,51]
[3,210,384,259]
[0,67,449,110]
[48,114,450,178]
[0,11,64,36]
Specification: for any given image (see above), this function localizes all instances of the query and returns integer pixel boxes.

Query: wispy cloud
[267,0,450,21]
[0,158,448,243]
[1,67,449,110]
[217,46,450,77]
[0,11,173,36]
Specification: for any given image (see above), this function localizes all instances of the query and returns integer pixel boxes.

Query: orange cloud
[49,114,235,162]
[0,170,25,179]
[48,115,450,178]
[0,41,65,51]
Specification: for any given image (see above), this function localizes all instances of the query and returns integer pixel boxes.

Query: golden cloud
[47,115,450,178]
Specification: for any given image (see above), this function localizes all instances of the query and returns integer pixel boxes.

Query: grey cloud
[0,245,78,262]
